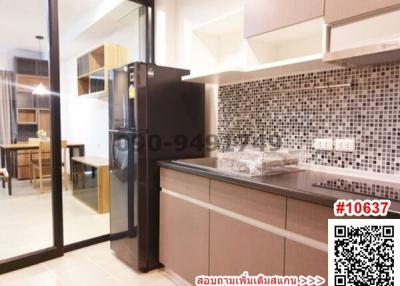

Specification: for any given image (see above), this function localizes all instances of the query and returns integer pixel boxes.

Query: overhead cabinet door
[244,0,324,38]
[325,0,400,24]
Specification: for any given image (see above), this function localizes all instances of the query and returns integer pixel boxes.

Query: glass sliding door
[0,0,154,275]
[58,0,143,246]
[0,0,63,272]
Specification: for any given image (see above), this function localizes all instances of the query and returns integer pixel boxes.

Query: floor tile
[0,264,63,286]
[78,243,133,275]
[113,269,168,286]
[0,243,177,286]
[82,275,125,286]
[43,252,114,286]
[148,277,178,286]
[0,180,109,261]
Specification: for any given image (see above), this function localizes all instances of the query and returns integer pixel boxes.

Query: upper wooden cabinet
[244,0,324,38]
[14,57,48,77]
[77,44,128,96]
[325,0,400,24]
[324,8,400,66]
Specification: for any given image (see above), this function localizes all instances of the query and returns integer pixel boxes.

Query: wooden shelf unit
[38,109,50,134]
[14,57,51,179]
[77,44,128,96]
[16,74,49,94]
[15,73,50,132]
[17,108,37,125]
[15,107,50,180]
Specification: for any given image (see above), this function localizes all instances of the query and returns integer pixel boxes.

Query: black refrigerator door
[109,130,138,269]
[109,65,136,130]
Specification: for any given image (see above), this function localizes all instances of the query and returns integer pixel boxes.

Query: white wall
[155,0,245,68]
[60,10,140,158]
[60,0,245,159]
[155,0,245,156]
[60,58,110,158]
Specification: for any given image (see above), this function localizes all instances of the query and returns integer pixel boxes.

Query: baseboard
[163,268,193,286]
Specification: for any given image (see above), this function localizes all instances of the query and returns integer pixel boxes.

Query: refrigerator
[108,62,205,272]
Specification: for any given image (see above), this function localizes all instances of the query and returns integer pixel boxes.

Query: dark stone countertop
[158,159,400,217]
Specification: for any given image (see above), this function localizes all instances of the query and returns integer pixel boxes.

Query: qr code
[329,219,400,286]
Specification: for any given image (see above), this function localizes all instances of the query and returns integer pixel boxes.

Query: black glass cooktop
[313,178,400,202]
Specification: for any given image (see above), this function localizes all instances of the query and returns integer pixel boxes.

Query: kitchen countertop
[158,159,400,217]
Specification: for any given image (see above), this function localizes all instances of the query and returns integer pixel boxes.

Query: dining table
[0,141,85,182]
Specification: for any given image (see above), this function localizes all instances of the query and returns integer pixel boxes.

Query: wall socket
[335,138,355,152]
[313,138,334,151]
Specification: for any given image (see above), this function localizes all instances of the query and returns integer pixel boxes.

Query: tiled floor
[0,179,109,261]
[0,242,177,286]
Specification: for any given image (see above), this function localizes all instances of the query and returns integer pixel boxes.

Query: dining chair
[28,138,70,192]
[30,140,51,193]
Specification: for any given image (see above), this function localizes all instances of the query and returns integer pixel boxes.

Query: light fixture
[32,82,48,95]
[32,35,49,96]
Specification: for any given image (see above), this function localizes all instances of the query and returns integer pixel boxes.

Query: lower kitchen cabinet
[286,198,333,242]
[159,168,334,285]
[285,240,327,278]
[209,180,286,275]
[285,198,333,283]
[210,211,285,275]
[159,192,209,284]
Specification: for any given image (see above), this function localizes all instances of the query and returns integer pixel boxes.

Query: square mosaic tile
[218,62,400,174]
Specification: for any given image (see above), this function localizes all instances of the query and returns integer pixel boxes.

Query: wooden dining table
[0,141,85,182]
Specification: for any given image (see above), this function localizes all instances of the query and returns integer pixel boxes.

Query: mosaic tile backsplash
[218,62,400,175]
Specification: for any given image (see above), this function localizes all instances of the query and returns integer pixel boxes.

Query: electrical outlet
[313,138,334,151]
[335,138,355,152]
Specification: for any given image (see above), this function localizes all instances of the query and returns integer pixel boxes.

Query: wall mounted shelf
[185,12,339,85]
[77,43,128,96]
[183,54,339,85]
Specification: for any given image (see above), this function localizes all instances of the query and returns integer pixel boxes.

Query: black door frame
[0,0,62,274]
[0,0,155,274]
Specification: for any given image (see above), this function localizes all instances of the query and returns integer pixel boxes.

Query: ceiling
[0,0,47,52]
[0,0,141,54]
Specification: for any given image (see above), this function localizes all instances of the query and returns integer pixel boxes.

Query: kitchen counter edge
[158,160,400,218]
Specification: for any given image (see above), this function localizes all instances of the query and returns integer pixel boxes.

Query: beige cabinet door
[325,0,400,24]
[159,192,209,285]
[244,0,324,38]
[210,211,285,276]
[210,180,286,275]
[285,198,334,282]
[285,241,328,285]
[160,168,209,202]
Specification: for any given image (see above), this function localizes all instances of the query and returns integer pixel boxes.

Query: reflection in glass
[0,0,53,261]
[59,0,142,245]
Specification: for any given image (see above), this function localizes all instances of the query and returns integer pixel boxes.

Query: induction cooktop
[313,178,400,202]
